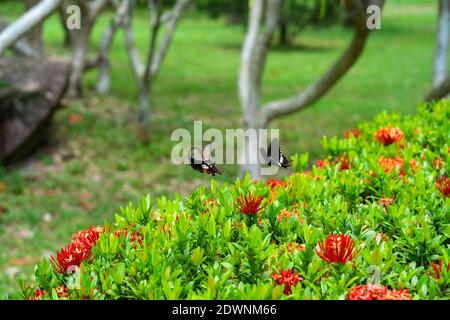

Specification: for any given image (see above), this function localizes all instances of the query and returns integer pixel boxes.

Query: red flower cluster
[51,225,104,274]
[345,129,360,139]
[431,260,450,279]
[336,155,351,171]
[236,194,264,215]
[315,159,329,169]
[114,228,143,243]
[33,289,46,300]
[315,234,359,264]
[374,127,404,146]
[435,176,450,197]
[56,285,69,298]
[347,284,412,300]
[71,226,104,248]
[271,269,303,295]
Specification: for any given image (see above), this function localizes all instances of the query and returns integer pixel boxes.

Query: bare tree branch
[150,0,192,79]
[143,0,162,88]
[0,0,62,55]
[0,19,35,57]
[261,0,377,122]
[123,0,145,79]
[97,0,130,93]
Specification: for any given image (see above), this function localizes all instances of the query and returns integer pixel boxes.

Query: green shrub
[20,101,449,300]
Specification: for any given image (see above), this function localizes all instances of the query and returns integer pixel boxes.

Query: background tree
[425,0,450,102]
[96,0,192,140]
[238,0,383,178]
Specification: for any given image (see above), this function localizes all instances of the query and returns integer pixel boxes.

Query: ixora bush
[20,101,449,300]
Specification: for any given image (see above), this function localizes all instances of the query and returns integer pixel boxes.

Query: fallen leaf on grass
[79,200,96,211]
[68,113,84,124]
[0,181,5,192]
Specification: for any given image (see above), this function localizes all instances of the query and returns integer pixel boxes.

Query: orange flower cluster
[114,228,143,243]
[432,157,444,170]
[378,157,404,174]
[374,127,404,146]
[347,284,412,300]
[266,178,287,190]
[271,269,303,295]
[277,206,303,223]
[315,159,329,169]
[286,242,306,253]
[345,129,360,139]
[51,225,104,274]
[380,195,394,211]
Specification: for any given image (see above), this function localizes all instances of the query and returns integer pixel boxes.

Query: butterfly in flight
[189,141,223,176]
[261,138,291,168]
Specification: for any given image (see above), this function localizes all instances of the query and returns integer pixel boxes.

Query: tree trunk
[433,0,450,88]
[279,18,289,46]
[96,23,117,94]
[25,0,44,56]
[137,84,151,143]
[68,24,91,97]
[59,1,76,47]
[237,115,268,179]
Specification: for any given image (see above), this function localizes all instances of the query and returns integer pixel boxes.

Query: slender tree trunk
[237,116,267,179]
[67,0,109,97]
[96,21,119,94]
[59,1,76,47]
[238,0,281,179]
[25,0,44,56]
[433,0,450,88]
[279,18,289,46]
[68,23,91,97]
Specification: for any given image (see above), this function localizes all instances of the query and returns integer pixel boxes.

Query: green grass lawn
[0,0,441,296]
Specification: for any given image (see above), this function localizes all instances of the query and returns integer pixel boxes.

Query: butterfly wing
[268,139,282,167]
[202,141,214,162]
[189,147,204,173]
[279,146,291,168]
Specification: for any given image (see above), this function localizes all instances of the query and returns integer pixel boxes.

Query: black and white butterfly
[261,138,291,169]
[189,141,222,176]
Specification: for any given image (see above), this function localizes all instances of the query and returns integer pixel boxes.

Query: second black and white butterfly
[261,138,291,169]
